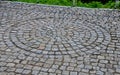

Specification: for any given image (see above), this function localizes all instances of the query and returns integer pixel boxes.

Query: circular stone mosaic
[1,2,120,75]
[3,17,111,57]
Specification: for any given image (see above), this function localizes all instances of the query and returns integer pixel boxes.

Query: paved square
[0,1,120,75]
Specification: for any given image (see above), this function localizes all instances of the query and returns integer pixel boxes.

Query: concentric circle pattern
[1,1,120,75]
[3,17,111,57]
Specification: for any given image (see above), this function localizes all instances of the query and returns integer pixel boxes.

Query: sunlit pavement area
[0,1,120,75]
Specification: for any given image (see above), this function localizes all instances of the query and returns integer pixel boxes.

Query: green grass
[12,0,72,6]
[11,0,119,9]
[77,1,117,9]
[77,1,103,8]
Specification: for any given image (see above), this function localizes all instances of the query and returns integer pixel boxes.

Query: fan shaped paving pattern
[0,1,120,75]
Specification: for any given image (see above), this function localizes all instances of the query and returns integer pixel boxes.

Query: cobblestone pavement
[0,1,120,75]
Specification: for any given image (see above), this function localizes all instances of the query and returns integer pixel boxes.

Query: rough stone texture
[0,1,120,75]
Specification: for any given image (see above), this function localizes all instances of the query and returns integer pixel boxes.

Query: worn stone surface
[0,1,120,75]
